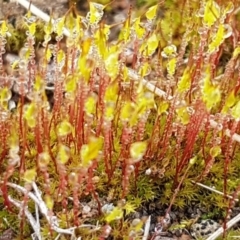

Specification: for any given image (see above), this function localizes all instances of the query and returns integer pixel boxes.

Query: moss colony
[0,0,240,239]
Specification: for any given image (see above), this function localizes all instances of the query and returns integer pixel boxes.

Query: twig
[191,181,239,202]
[7,195,42,239]
[4,182,101,236]
[6,182,75,235]
[12,0,70,36]
[142,215,151,240]
[206,213,240,240]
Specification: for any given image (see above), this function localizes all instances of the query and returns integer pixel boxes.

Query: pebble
[191,219,220,239]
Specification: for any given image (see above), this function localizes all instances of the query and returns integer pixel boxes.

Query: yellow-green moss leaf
[123,202,137,216]
[23,168,36,183]
[57,49,65,65]
[0,87,12,104]
[139,62,151,77]
[65,76,77,93]
[105,207,123,223]
[223,2,234,15]
[119,16,131,42]
[85,95,97,115]
[202,67,221,110]
[57,144,70,164]
[161,44,177,58]
[55,17,65,36]
[105,53,119,78]
[231,100,240,120]
[0,21,9,37]
[65,12,76,34]
[34,75,45,93]
[177,67,191,93]
[44,20,53,35]
[203,0,220,27]
[38,152,50,168]
[145,4,158,20]
[24,103,37,128]
[203,86,221,110]
[57,120,73,137]
[88,2,104,25]
[176,107,190,125]
[167,58,177,76]
[233,46,240,58]
[208,24,225,53]
[222,90,236,114]
[28,22,36,36]
[105,105,115,121]
[45,48,52,62]
[158,101,169,115]
[80,137,103,168]
[130,141,147,162]
[120,102,135,121]
[104,83,119,103]
[143,33,158,56]
[210,146,221,157]
[133,17,145,39]
[189,156,197,165]
[45,195,54,210]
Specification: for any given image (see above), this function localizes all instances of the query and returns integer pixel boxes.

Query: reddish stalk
[174,101,207,186]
